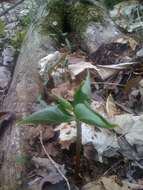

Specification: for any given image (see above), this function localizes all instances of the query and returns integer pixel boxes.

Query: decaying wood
[0,2,55,189]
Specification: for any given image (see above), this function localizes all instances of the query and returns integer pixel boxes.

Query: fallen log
[0,0,125,189]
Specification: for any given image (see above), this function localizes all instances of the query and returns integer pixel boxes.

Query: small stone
[52,21,58,26]
[5,22,17,30]
[2,46,15,66]
[3,46,15,57]
[136,48,143,57]
[0,66,11,89]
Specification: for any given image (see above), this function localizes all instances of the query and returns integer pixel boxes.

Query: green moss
[41,0,105,44]
[67,2,104,38]
[11,29,27,49]
[15,154,30,166]
[10,15,30,50]
[21,15,31,28]
[48,0,65,12]
[0,19,5,37]
[41,0,65,43]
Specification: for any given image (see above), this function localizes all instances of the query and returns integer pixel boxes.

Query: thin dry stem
[75,120,81,178]
[39,130,71,190]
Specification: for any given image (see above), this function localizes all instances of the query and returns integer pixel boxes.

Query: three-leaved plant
[18,72,117,176]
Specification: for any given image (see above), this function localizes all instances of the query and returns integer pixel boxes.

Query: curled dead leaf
[51,82,74,100]
[32,157,66,187]
[68,61,138,81]
[124,76,141,93]
[106,94,118,117]
[82,176,132,190]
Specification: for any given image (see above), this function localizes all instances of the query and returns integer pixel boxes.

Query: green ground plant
[0,19,5,37]
[11,30,27,49]
[11,15,31,50]
[18,72,117,176]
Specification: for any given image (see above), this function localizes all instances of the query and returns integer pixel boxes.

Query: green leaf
[74,103,117,129]
[57,96,73,112]
[74,72,91,104]
[17,105,74,126]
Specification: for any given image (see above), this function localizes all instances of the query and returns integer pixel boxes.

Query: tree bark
[0,2,55,189]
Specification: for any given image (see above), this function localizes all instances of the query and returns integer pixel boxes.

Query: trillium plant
[18,72,117,176]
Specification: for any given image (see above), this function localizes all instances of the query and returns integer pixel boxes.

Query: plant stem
[75,120,82,178]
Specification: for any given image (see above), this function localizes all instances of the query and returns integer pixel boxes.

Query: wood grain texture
[0,3,55,189]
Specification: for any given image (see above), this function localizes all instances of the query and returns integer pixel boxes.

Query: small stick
[115,102,133,114]
[75,120,81,179]
[39,130,71,190]
[103,160,123,176]
[92,81,125,87]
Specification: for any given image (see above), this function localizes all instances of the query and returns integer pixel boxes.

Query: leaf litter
[23,36,143,190]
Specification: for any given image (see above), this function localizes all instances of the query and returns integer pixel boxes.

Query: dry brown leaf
[69,61,137,81]
[83,144,97,161]
[68,56,85,64]
[51,81,76,101]
[68,61,98,79]
[51,82,71,98]
[32,157,66,187]
[42,142,59,157]
[42,126,55,142]
[124,76,141,93]
[100,177,129,190]
[82,176,130,190]
[128,38,138,51]
[106,94,118,117]
[28,125,54,140]
[115,37,137,51]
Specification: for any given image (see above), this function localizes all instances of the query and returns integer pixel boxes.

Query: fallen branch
[0,0,25,17]
[39,130,71,190]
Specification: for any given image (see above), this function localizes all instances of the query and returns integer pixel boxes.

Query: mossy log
[41,0,123,52]
[0,2,55,190]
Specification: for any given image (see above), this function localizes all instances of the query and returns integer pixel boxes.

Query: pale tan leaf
[128,38,138,51]
[82,176,130,190]
[106,94,118,117]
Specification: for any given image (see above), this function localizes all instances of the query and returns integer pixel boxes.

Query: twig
[0,0,25,17]
[92,81,125,87]
[75,120,81,178]
[115,101,133,114]
[39,130,71,190]
[103,160,123,176]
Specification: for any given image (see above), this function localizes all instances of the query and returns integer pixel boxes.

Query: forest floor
[24,41,143,190]
[0,1,143,190]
